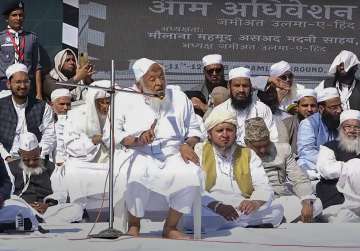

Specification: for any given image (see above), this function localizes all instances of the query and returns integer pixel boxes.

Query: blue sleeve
[0,159,11,200]
[297,118,319,172]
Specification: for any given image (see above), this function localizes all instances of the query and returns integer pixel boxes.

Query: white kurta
[54,115,67,164]
[317,147,360,222]
[63,105,107,163]
[0,98,55,160]
[180,143,283,232]
[215,99,279,145]
[104,86,203,219]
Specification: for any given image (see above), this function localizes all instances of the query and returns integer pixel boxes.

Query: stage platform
[1,221,360,251]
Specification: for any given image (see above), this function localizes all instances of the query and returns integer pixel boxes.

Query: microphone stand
[56,60,137,239]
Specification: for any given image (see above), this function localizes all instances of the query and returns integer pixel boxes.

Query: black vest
[323,67,360,111]
[9,159,54,203]
[316,140,360,209]
[0,96,45,152]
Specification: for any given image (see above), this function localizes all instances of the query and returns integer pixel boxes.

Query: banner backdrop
[79,0,360,88]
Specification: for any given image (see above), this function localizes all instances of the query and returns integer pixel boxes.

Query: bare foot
[127,225,140,237]
[162,227,191,240]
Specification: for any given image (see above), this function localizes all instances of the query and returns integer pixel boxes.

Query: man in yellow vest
[181,109,283,232]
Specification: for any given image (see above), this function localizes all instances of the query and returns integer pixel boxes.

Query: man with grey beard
[316,110,360,211]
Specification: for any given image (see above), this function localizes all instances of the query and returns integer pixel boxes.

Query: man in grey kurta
[245,117,323,223]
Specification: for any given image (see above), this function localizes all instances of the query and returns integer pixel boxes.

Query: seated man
[317,110,360,213]
[7,132,82,223]
[245,117,322,223]
[269,60,305,111]
[43,48,94,101]
[109,58,203,239]
[213,67,279,145]
[64,80,110,163]
[316,50,360,110]
[0,156,37,231]
[182,110,283,232]
[49,89,72,196]
[297,87,342,180]
[0,63,55,162]
[283,89,318,154]
[50,88,72,165]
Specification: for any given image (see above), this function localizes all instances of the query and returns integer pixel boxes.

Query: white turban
[340,109,360,125]
[316,87,339,103]
[132,58,158,82]
[204,106,237,131]
[269,61,291,77]
[328,50,360,74]
[202,54,222,67]
[51,88,71,102]
[229,67,251,81]
[296,89,317,102]
[19,132,39,151]
[6,63,28,79]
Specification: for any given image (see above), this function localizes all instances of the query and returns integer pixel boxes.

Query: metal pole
[109,59,115,229]
[87,60,122,239]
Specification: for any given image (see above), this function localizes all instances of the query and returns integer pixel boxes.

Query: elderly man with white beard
[61,81,111,214]
[63,80,110,164]
[108,58,203,239]
[212,67,278,146]
[6,132,83,224]
[316,110,360,217]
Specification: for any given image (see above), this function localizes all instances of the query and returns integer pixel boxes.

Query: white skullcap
[269,60,291,77]
[132,58,158,82]
[316,87,339,102]
[19,132,39,151]
[328,50,360,74]
[296,89,317,102]
[229,67,251,81]
[340,109,360,125]
[51,88,71,102]
[202,54,222,67]
[204,106,237,131]
[5,63,28,79]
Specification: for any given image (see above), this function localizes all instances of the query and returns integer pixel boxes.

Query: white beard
[20,159,46,176]
[143,89,171,115]
[338,130,360,154]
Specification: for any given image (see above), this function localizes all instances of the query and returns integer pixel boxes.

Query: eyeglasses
[343,125,360,132]
[279,73,294,81]
[206,67,222,75]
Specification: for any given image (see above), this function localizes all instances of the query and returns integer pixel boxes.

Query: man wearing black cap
[0,1,42,99]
